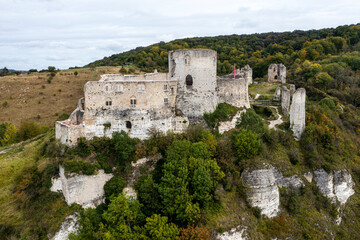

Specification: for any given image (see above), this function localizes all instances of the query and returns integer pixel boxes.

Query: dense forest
[87,24,360,107]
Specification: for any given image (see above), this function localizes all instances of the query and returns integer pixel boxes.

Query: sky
[0,0,359,70]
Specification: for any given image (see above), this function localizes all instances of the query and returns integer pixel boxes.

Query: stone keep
[169,49,219,118]
[289,88,306,140]
[268,63,286,83]
[281,86,290,116]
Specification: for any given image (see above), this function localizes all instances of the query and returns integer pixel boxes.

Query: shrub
[204,103,238,128]
[179,225,211,240]
[232,129,262,160]
[17,121,41,141]
[2,101,8,108]
[237,109,266,135]
[104,175,126,200]
[63,160,96,175]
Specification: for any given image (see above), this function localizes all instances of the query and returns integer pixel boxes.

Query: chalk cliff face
[50,213,79,240]
[242,166,303,218]
[313,169,355,205]
[242,168,280,218]
[51,165,113,208]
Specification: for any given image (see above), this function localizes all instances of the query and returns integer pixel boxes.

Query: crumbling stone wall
[273,87,281,100]
[268,64,286,83]
[289,88,306,140]
[217,75,250,109]
[169,49,219,118]
[241,64,253,84]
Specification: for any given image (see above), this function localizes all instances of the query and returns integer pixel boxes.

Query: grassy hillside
[0,67,128,127]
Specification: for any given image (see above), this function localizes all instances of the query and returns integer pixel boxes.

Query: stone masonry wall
[169,49,219,118]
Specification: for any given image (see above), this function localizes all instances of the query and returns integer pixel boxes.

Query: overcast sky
[0,0,359,70]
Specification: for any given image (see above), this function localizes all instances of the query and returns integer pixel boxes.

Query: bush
[237,109,266,135]
[63,160,97,175]
[104,175,126,200]
[232,129,262,160]
[204,103,238,128]
[17,121,41,141]
[179,225,211,240]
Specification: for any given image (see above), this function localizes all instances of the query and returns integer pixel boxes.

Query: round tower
[169,49,219,118]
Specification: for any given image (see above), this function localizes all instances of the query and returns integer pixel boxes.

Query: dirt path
[268,107,283,130]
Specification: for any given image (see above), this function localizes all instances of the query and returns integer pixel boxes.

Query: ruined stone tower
[169,49,219,118]
[268,63,286,83]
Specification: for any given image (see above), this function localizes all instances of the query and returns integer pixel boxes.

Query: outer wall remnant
[268,63,286,83]
[281,86,290,116]
[289,88,306,140]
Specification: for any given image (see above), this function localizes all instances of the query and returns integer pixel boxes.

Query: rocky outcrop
[217,226,247,240]
[289,88,306,140]
[218,109,247,134]
[50,213,79,240]
[242,168,280,218]
[313,169,355,205]
[281,86,290,116]
[51,165,113,208]
[242,166,303,218]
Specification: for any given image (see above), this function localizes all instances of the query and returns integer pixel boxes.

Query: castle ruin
[56,49,252,146]
[268,63,286,83]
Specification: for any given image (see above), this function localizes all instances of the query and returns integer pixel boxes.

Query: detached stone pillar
[273,87,281,100]
[289,88,306,140]
[281,86,290,116]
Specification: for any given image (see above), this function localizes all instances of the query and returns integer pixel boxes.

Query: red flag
[233,64,235,79]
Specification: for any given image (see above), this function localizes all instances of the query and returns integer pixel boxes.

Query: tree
[74,71,78,77]
[0,123,17,146]
[17,121,41,141]
[141,214,179,239]
[232,129,262,160]
[112,131,138,164]
[179,226,211,240]
[48,66,56,72]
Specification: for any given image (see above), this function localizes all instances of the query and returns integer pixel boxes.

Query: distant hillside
[86,24,360,75]
[0,67,128,127]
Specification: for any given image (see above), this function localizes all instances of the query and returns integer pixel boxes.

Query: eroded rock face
[242,166,303,218]
[289,88,306,140]
[281,86,290,116]
[51,165,113,208]
[50,213,79,240]
[242,168,280,218]
[218,109,247,134]
[314,169,355,205]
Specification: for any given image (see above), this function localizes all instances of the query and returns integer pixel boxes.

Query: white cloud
[0,0,359,69]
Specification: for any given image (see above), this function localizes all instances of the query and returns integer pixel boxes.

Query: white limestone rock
[333,170,355,205]
[273,87,281,101]
[218,109,247,134]
[51,165,113,208]
[303,172,313,183]
[314,169,355,205]
[281,86,290,116]
[242,168,280,218]
[217,226,247,240]
[289,88,306,140]
[50,213,79,240]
